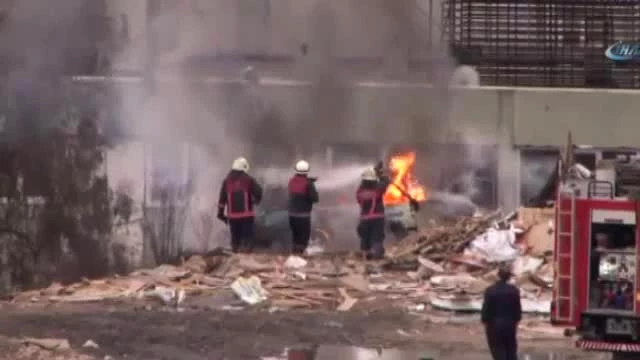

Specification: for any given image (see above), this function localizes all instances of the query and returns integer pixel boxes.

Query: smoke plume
[107,1,454,255]
[2,1,490,261]
[520,155,557,206]
[1,0,106,139]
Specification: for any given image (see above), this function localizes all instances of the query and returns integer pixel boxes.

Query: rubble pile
[390,207,555,313]
[386,211,503,262]
[10,208,556,315]
[12,252,374,311]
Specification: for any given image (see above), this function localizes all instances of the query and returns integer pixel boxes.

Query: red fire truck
[552,154,640,359]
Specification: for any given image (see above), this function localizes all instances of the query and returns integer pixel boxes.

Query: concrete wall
[229,84,640,148]
[512,88,640,148]
[443,86,640,148]
[86,77,640,151]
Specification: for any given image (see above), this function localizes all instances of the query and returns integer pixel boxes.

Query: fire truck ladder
[555,189,577,323]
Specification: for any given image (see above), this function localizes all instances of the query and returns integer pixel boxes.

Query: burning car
[382,151,428,238]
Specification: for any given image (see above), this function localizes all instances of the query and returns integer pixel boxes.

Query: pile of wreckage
[11,207,555,315]
[385,207,554,313]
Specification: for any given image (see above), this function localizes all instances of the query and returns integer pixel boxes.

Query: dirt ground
[0,297,610,360]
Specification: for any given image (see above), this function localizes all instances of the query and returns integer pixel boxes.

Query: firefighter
[481,265,522,360]
[287,160,319,254]
[217,157,263,253]
[356,163,391,260]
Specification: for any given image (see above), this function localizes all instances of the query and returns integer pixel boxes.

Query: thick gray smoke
[372,0,489,210]
[1,1,497,258]
[258,163,366,192]
[1,0,106,137]
[106,1,465,254]
[0,0,128,278]
[448,132,498,208]
[520,156,557,206]
[1,1,487,257]
[1,0,103,74]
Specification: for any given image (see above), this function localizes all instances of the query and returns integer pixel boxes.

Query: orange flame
[383,151,428,205]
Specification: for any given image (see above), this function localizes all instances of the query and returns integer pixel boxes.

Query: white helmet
[294,160,310,174]
[231,157,250,172]
[361,167,377,181]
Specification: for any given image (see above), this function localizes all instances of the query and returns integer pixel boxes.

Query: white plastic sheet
[284,255,308,269]
[467,227,520,262]
[231,276,268,305]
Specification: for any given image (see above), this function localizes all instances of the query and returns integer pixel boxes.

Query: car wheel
[388,221,408,240]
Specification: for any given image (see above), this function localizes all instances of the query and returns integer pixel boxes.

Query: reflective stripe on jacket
[218,170,263,219]
[356,176,390,220]
[288,174,319,217]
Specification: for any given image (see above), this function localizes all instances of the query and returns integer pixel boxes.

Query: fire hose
[375,161,420,212]
[391,183,421,211]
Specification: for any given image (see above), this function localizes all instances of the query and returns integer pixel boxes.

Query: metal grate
[443,0,640,88]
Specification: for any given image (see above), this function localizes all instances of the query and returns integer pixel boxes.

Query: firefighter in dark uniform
[217,157,263,253]
[356,164,391,260]
[287,160,319,254]
[481,265,522,360]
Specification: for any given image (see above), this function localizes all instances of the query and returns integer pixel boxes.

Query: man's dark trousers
[228,217,255,252]
[357,218,385,258]
[289,216,311,254]
[485,321,518,360]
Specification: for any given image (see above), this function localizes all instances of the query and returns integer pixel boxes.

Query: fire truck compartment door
[591,210,636,225]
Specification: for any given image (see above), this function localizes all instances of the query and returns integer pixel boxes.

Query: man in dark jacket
[481,265,522,360]
[287,160,319,254]
[217,157,263,253]
[356,164,391,260]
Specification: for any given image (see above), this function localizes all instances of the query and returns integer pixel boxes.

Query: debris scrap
[386,211,502,262]
[231,276,269,305]
[9,208,555,316]
[22,338,71,352]
[82,340,99,349]
[336,287,358,311]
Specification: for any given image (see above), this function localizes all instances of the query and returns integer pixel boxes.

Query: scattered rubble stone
[8,208,556,316]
